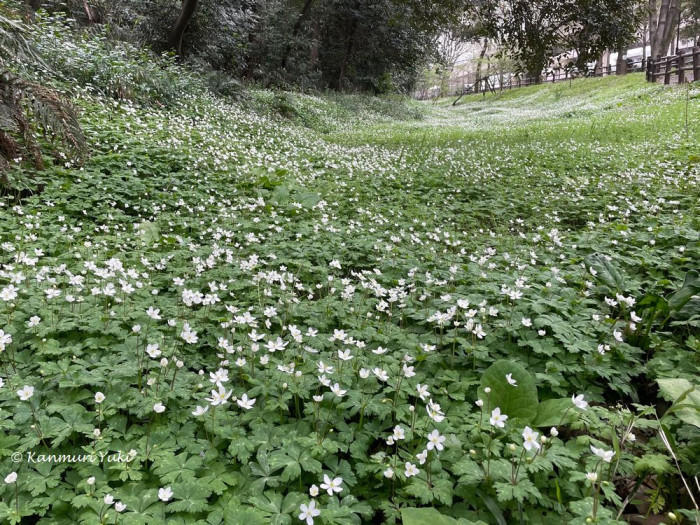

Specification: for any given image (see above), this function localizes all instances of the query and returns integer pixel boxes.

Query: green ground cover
[0,28,699,524]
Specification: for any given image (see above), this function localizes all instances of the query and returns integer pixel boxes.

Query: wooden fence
[647,47,700,84]
[444,59,645,103]
[429,58,648,102]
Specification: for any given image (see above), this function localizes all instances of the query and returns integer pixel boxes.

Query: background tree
[649,0,681,57]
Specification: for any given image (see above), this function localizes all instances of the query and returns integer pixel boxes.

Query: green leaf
[401,507,462,525]
[634,453,673,475]
[479,360,538,423]
[585,253,625,291]
[531,398,576,427]
[657,378,700,427]
[668,270,700,312]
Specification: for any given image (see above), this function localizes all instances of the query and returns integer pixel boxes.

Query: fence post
[694,47,700,83]
[664,56,673,85]
[679,50,686,84]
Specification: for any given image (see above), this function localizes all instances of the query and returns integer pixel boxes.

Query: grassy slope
[0,72,699,522]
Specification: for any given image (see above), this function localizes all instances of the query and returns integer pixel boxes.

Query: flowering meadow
[1,22,700,525]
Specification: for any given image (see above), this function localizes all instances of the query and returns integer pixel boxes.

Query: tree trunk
[616,44,626,75]
[168,0,199,55]
[82,1,100,23]
[651,0,680,57]
[309,20,320,66]
[474,39,488,91]
[337,17,358,90]
[281,0,315,71]
[649,0,659,56]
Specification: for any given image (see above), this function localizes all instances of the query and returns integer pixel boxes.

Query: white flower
[383,467,394,478]
[4,472,17,484]
[17,385,34,401]
[505,373,517,386]
[426,399,445,423]
[104,494,114,505]
[158,486,173,502]
[522,426,540,451]
[309,484,319,497]
[631,311,642,323]
[572,394,588,410]
[484,387,491,394]
[27,316,41,327]
[521,317,532,327]
[550,427,559,437]
[373,368,388,382]
[298,500,321,525]
[94,392,105,404]
[192,405,209,416]
[330,383,347,398]
[416,449,428,465]
[206,384,232,406]
[426,429,445,451]
[613,329,623,342]
[475,399,484,407]
[115,501,127,512]
[392,425,405,440]
[146,307,161,320]
[404,462,419,477]
[153,402,166,413]
[490,407,508,428]
[416,384,430,401]
[86,476,95,485]
[237,393,256,410]
[590,445,615,463]
[0,329,12,351]
[146,344,161,358]
[320,474,343,495]
[586,472,598,482]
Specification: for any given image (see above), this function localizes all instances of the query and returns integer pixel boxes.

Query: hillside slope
[0,49,699,525]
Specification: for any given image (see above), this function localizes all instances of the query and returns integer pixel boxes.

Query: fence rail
[419,48,700,101]
[646,47,700,84]
[419,58,647,101]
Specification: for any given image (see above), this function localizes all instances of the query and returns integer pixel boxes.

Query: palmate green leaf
[494,478,542,504]
[401,507,468,525]
[152,451,203,483]
[248,491,304,525]
[634,453,673,475]
[656,378,700,427]
[167,480,213,513]
[668,270,700,312]
[531,398,576,427]
[451,458,484,486]
[478,360,538,423]
[584,253,625,291]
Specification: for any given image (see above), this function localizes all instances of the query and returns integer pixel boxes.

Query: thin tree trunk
[649,0,659,56]
[281,0,315,70]
[168,0,199,55]
[475,39,488,92]
[337,17,358,90]
[82,1,100,23]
